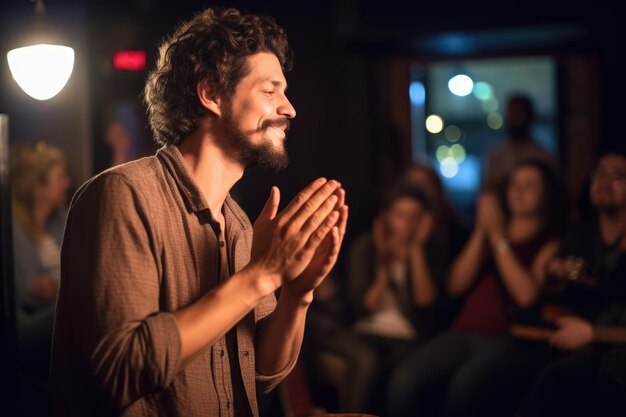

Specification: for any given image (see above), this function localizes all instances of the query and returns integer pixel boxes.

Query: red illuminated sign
[113,51,147,71]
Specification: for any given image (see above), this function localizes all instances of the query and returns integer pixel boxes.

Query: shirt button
[226,401,231,408]
[243,351,249,357]
[220,349,224,357]
[219,240,225,247]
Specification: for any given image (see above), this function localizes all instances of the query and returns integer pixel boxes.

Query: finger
[338,205,348,242]
[314,227,341,271]
[302,210,341,255]
[257,186,280,223]
[280,177,328,220]
[298,194,339,240]
[329,226,341,257]
[333,187,345,210]
[316,226,338,261]
[287,180,341,231]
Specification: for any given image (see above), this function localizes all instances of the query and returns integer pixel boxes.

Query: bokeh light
[448,74,474,97]
[436,145,450,162]
[444,125,462,142]
[482,97,499,113]
[409,81,426,105]
[472,81,493,101]
[450,144,466,163]
[487,112,504,129]
[426,114,444,133]
[440,157,459,178]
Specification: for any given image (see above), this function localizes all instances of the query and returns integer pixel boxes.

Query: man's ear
[197,79,222,117]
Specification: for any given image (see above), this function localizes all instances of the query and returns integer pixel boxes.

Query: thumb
[258,186,280,222]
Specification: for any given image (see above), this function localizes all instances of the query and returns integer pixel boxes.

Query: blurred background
[1,0,624,416]
[2,0,622,237]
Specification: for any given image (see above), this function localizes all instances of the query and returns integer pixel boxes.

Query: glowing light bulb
[7,44,74,100]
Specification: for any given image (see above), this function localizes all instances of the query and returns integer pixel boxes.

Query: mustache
[262,118,291,131]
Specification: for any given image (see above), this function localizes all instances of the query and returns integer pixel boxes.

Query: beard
[222,107,290,172]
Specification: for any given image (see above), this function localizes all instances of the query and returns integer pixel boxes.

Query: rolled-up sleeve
[255,353,298,394]
[63,173,181,409]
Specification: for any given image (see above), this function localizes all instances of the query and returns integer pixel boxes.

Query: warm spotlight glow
[7,44,74,100]
[426,114,444,134]
[448,74,473,97]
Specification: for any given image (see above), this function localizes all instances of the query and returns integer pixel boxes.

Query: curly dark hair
[144,7,293,146]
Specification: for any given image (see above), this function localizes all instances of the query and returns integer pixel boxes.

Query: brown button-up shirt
[51,145,293,417]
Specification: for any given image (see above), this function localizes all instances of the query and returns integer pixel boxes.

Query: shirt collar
[156,144,249,230]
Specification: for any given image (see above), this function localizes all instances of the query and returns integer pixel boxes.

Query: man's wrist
[279,287,314,309]
[239,265,281,305]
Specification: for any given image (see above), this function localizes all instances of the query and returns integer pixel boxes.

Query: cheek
[389,218,410,236]
[509,187,535,207]
[613,185,626,201]
[388,218,402,232]
[507,188,522,204]
[242,100,273,123]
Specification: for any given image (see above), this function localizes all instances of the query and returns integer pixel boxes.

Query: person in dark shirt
[522,150,626,417]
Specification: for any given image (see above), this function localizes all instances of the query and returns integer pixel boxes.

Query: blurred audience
[403,162,471,325]
[520,149,626,416]
[316,182,442,414]
[10,142,71,376]
[483,95,557,193]
[104,120,134,167]
[388,159,565,417]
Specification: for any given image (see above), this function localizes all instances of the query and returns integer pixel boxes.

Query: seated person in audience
[403,162,470,325]
[11,142,71,376]
[521,149,626,417]
[388,159,564,417]
[320,182,442,414]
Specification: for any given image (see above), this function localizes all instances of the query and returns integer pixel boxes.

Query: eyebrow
[258,79,287,90]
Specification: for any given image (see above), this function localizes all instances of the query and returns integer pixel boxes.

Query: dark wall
[3,0,624,274]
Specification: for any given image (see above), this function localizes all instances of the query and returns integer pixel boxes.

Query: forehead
[598,154,626,171]
[242,52,287,85]
[512,165,541,181]
[390,196,423,211]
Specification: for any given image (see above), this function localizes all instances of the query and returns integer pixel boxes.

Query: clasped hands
[476,190,506,243]
[248,178,349,302]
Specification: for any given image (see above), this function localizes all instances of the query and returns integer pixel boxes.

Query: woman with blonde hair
[11,142,71,375]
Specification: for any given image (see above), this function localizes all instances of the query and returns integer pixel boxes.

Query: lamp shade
[7,44,74,101]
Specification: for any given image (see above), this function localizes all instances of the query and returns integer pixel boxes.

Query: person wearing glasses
[522,148,626,417]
